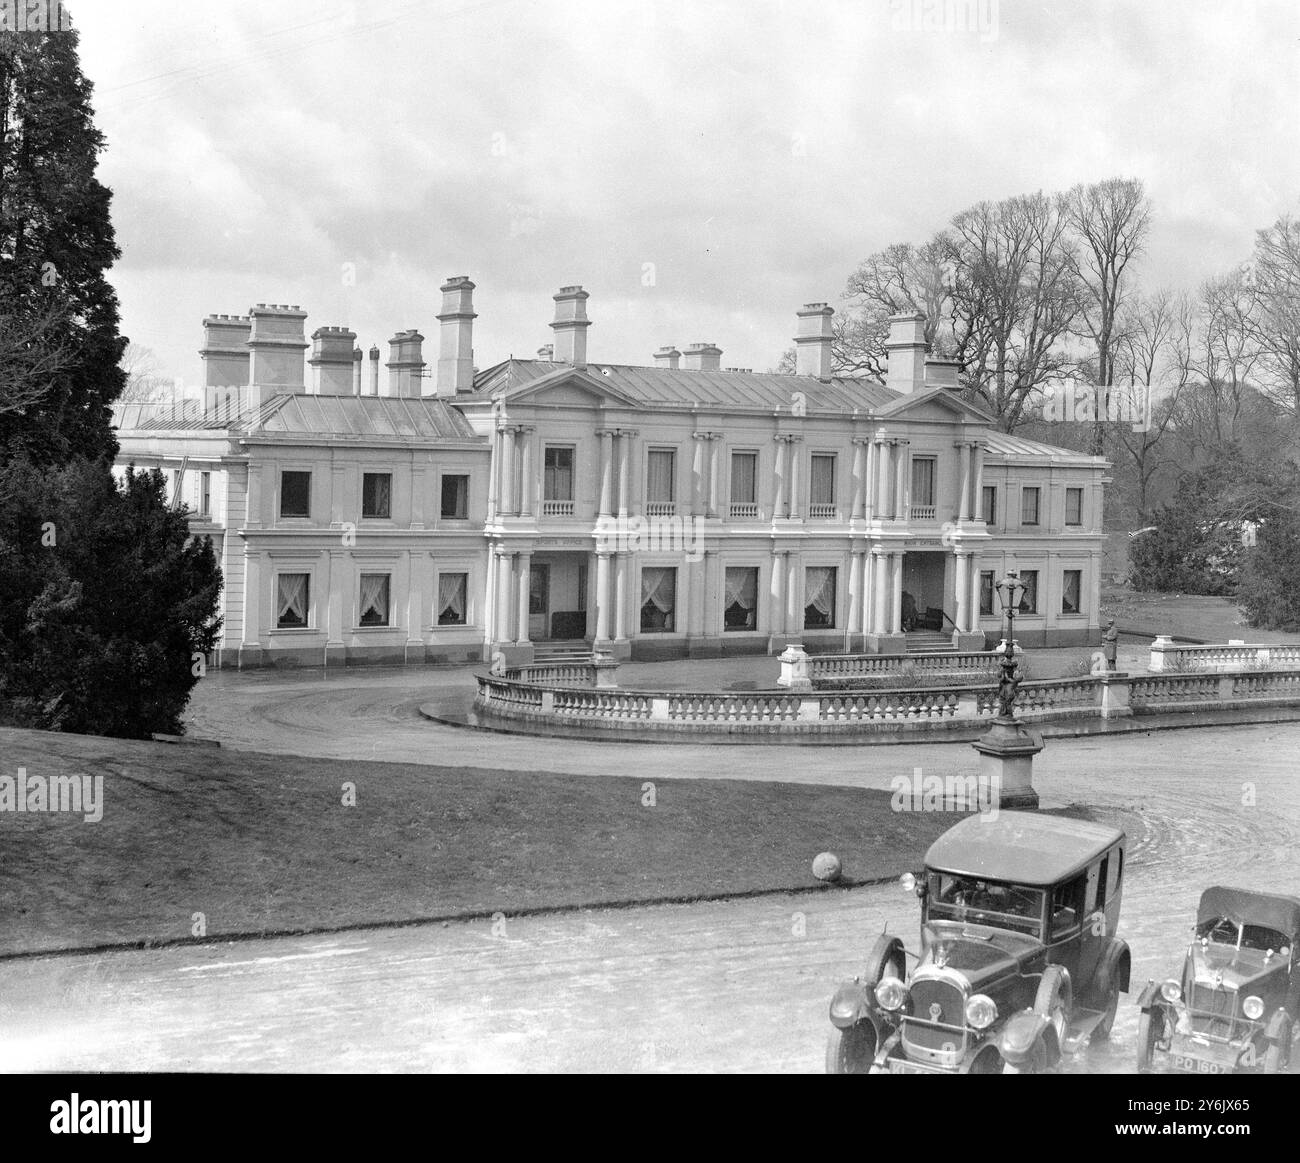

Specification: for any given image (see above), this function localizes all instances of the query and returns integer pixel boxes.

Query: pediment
[503,367,641,409]
[877,387,993,424]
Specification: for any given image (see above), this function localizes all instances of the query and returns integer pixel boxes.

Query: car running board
[1061,1007,1107,1055]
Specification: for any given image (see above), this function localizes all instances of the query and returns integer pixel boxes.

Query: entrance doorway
[900,552,949,631]
[529,554,589,640]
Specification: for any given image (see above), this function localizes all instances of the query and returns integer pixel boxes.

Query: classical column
[703,548,720,636]
[875,436,892,519]
[242,549,262,649]
[486,429,501,522]
[955,550,970,634]
[851,440,866,520]
[518,429,534,517]
[968,553,982,630]
[598,430,614,518]
[847,550,863,635]
[893,439,910,522]
[972,442,986,521]
[871,548,888,636]
[958,441,972,523]
[516,552,531,644]
[707,435,721,518]
[691,433,707,516]
[773,437,788,518]
[595,551,611,641]
[786,552,801,634]
[891,551,904,634]
[864,438,878,521]
[496,548,516,642]
[617,431,632,518]
[614,553,628,640]
[860,547,874,636]
[769,549,785,634]
[787,438,802,520]
[500,427,517,516]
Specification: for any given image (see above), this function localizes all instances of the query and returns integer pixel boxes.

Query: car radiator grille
[903,979,966,1051]
[1189,985,1238,1038]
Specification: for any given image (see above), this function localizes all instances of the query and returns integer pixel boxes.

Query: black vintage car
[1137,886,1300,1074]
[826,812,1131,1074]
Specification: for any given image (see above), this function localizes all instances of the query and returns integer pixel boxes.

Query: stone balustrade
[1148,636,1300,673]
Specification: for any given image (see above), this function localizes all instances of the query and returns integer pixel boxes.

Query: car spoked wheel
[825,1023,877,1075]
[1136,1007,1165,1072]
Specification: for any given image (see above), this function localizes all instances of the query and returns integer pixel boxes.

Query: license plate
[1172,1053,1225,1074]
[888,1059,932,1074]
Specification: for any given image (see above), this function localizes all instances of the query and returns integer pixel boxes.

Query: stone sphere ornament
[812,852,842,882]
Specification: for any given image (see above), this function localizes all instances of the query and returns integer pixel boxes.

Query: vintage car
[825,811,1131,1074]
[1136,885,1300,1074]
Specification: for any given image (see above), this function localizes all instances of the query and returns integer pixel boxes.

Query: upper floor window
[544,447,574,501]
[910,457,936,510]
[1065,487,1083,526]
[730,451,758,516]
[359,573,390,626]
[362,472,392,519]
[441,474,469,520]
[646,449,676,513]
[1021,487,1040,526]
[810,454,836,517]
[981,485,996,526]
[280,470,311,519]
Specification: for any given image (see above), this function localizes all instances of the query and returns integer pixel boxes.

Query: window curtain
[647,450,675,502]
[360,574,389,623]
[806,566,835,618]
[1062,571,1081,613]
[1019,571,1038,614]
[545,453,573,501]
[725,567,757,610]
[641,567,676,613]
[911,458,935,506]
[438,573,466,622]
[277,574,308,625]
[810,456,835,505]
[730,453,756,503]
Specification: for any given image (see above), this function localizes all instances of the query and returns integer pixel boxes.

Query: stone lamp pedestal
[971,716,1044,810]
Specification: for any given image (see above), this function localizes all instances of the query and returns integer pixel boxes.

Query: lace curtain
[438,573,466,623]
[805,566,835,618]
[277,574,308,625]
[641,566,676,613]
[724,567,757,610]
[360,573,389,623]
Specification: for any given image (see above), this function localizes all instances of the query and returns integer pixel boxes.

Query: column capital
[692,430,723,441]
[615,427,638,438]
[773,433,803,444]
[851,436,874,446]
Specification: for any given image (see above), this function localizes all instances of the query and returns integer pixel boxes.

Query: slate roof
[983,430,1108,466]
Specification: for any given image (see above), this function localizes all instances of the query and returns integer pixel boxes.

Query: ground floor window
[438,572,468,625]
[979,571,995,616]
[640,566,677,632]
[724,566,758,631]
[1018,569,1039,615]
[804,566,836,629]
[359,573,390,626]
[1062,569,1082,614]
[276,573,310,628]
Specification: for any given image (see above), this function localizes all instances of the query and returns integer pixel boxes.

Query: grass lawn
[1101,583,1300,644]
[0,725,1068,958]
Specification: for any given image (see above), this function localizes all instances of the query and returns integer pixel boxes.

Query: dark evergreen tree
[0,24,125,462]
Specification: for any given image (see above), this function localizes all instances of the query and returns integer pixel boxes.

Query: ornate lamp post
[971,569,1042,810]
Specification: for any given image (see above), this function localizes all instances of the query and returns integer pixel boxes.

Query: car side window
[1050,874,1086,939]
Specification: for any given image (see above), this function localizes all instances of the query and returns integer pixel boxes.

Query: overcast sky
[72,0,1300,386]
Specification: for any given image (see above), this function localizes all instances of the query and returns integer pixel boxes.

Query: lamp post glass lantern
[994,571,1026,718]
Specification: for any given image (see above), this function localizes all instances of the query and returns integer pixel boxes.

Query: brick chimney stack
[794,303,834,381]
[885,311,928,394]
[435,276,476,396]
[309,326,358,395]
[653,346,681,370]
[681,343,722,372]
[550,285,591,367]
[247,304,309,394]
[386,329,426,397]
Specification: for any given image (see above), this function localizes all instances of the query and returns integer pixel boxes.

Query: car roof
[924,812,1125,887]
[1197,886,1300,939]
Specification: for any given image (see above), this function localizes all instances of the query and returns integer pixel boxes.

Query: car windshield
[1196,915,1292,955]
[927,873,1045,937]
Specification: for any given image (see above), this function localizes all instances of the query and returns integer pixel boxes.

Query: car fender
[1264,1008,1292,1044]
[998,1011,1058,1066]
[1095,938,1132,997]
[829,981,877,1030]
[1136,979,1163,1011]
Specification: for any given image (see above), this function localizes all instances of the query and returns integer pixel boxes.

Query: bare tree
[117,340,170,403]
[1065,178,1153,454]
[1243,212,1300,437]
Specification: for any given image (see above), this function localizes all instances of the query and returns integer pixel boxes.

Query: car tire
[1091,978,1120,1042]
[1264,1017,1292,1074]
[1137,1007,1164,1072]
[826,1023,876,1075]
[1034,965,1072,1057]
[863,934,906,989]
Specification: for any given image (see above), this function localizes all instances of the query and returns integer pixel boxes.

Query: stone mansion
[112,280,1109,667]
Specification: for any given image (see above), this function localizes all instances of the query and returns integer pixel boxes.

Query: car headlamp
[874,976,908,1012]
[965,994,998,1030]
[1160,979,1182,1003]
[1243,995,1265,1021]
